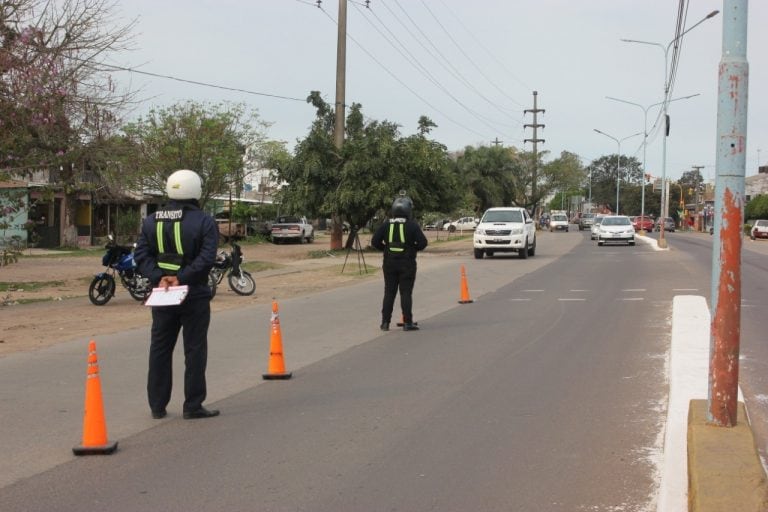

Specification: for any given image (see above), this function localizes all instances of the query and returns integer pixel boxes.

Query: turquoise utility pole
[709,0,748,427]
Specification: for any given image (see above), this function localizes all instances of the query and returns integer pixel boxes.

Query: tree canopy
[0,0,136,245]
[121,101,269,208]
[274,93,458,230]
[746,195,768,222]
[587,154,643,214]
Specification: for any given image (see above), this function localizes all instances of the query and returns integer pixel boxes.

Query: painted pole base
[262,372,292,380]
[73,441,118,456]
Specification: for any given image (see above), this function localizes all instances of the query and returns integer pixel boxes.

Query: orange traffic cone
[262,300,292,380]
[458,264,474,304]
[73,340,118,455]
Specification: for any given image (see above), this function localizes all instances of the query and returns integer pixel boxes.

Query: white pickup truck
[270,215,315,244]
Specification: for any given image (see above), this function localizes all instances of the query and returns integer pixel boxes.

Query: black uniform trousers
[148,296,211,413]
[381,256,417,324]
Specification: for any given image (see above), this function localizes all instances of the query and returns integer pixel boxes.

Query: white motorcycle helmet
[166,169,202,200]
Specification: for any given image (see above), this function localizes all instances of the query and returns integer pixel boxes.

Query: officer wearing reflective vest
[371,195,428,331]
[134,169,220,420]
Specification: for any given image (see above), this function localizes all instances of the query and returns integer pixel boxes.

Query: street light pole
[622,9,719,248]
[606,94,700,233]
[593,129,642,214]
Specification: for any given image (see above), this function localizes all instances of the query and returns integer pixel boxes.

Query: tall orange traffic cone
[458,264,474,304]
[262,300,292,380]
[73,340,118,455]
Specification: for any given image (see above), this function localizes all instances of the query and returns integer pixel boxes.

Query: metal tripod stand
[341,227,369,274]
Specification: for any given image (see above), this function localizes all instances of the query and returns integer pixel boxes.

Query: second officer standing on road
[371,195,428,331]
[134,169,220,420]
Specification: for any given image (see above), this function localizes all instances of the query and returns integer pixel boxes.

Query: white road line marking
[509,298,531,302]
[522,289,544,293]
[558,298,586,302]
[622,288,647,292]
[570,289,589,292]
[673,288,699,292]
[619,297,645,301]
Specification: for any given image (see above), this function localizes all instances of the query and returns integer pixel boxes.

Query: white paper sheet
[144,285,189,306]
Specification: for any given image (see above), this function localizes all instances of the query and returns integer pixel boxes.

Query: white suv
[473,207,536,259]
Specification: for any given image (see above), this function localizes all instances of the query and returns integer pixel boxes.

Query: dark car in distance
[655,217,676,232]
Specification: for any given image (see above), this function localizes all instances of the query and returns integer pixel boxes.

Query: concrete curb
[688,400,768,511]
[662,296,768,511]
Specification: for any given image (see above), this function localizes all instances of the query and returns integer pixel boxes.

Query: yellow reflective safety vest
[387,220,407,254]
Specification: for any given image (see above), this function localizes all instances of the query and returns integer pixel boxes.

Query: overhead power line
[80,58,308,103]
[353,2,516,136]
[436,0,531,102]
[314,4,491,140]
[417,0,523,113]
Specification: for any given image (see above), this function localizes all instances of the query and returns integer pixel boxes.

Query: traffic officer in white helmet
[134,169,220,420]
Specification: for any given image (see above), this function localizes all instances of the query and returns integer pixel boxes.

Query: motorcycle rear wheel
[89,275,116,305]
[128,280,150,302]
[228,271,255,296]
[208,271,218,299]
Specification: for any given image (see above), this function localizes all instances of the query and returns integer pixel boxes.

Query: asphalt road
[0,230,734,511]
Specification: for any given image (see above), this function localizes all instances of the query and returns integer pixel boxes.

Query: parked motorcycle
[88,235,151,305]
[209,242,256,298]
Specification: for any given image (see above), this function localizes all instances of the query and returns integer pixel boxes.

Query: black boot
[380,322,390,331]
[403,323,419,331]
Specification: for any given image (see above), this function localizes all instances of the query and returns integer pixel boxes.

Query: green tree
[746,195,768,221]
[540,151,587,212]
[455,145,524,213]
[274,92,339,229]
[121,101,269,208]
[276,93,458,243]
[587,154,642,214]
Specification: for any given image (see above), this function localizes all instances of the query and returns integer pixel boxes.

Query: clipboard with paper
[144,285,189,306]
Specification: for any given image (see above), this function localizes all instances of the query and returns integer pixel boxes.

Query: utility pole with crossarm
[524,91,545,218]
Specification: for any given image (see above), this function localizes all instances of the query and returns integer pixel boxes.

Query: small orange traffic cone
[262,300,292,380]
[458,264,474,304]
[73,340,118,455]
[396,314,417,327]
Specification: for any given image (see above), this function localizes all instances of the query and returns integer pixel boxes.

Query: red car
[632,216,654,231]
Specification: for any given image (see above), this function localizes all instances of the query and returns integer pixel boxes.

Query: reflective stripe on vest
[387,222,406,253]
[156,221,184,272]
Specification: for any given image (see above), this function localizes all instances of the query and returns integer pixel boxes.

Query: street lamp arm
[607,93,700,111]
[620,38,665,50]
[620,131,644,143]
[676,10,719,46]
[593,128,618,144]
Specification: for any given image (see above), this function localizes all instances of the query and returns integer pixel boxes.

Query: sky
[109,0,766,182]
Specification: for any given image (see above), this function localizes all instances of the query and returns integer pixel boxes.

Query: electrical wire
[417,0,523,114]
[357,1,518,133]
[315,5,491,140]
[76,58,308,103]
[436,0,531,100]
[385,0,520,122]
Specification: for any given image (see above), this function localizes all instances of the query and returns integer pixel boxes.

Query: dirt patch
[0,232,471,357]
